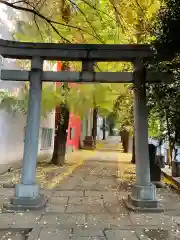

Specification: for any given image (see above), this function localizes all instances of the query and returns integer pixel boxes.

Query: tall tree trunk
[51,61,70,165]
[121,129,129,153]
[102,117,106,140]
[92,107,98,141]
[51,104,69,165]
[51,0,71,166]
[131,135,135,163]
[165,109,172,166]
[109,123,114,136]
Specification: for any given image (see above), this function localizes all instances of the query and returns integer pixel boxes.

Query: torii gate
[0,39,171,211]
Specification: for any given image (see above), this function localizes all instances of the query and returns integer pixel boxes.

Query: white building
[0,4,55,173]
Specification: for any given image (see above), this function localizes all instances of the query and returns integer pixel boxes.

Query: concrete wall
[0,110,55,164]
[0,4,55,171]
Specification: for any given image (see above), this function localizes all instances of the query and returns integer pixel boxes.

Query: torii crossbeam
[1,69,172,83]
[0,39,172,212]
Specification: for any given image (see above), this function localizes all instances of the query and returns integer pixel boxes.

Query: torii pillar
[125,59,159,211]
[4,56,47,210]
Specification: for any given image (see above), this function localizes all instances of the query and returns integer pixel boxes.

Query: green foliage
[11,0,126,120]
[0,82,118,120]
[0,83,62,117]
[154,0,180,58]
[67,83,118,118]
[114,0,161,43]
[106,0,161,134]
[14,0,120,44]
[147,75,180,145]
[148,109,162,138]
[0,90,20,112]
[148,0,180,149]
[111,84,134,135]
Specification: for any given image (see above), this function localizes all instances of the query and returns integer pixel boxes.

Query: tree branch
[66,0,105,43]
[0,0,70,42]
[0,0,106,43]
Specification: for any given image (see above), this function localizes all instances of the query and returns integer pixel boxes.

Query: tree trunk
[51,104,69,165]
[131,135,135,164]
[166,110,172,166]
[102,117,106,140]
[51,61,70,166]
[121,130,129,153]
[92,107,98,141]
[51,0,71,166]
[109,123,114,136]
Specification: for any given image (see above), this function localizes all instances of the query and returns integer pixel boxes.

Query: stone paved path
[0,151,92,189]
[0,151,180,239]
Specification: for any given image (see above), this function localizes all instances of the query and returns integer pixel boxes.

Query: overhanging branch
[0,0,106,43]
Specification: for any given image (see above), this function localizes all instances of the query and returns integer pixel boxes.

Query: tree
[0,83,62,116]
[147,0,180,165]
[146,65,180,164]
[154,0,180,59]
[111,84,134,152]
[105,0,161,130]
[110,0,162,155]
[102,117,106,140]
[50,0,72,166]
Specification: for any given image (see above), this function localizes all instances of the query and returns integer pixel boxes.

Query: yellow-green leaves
[67,83,118,117]
[114,0,161,43]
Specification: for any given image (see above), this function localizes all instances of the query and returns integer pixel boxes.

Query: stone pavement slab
[45,197,68,213]
[84,190,119,198]
[48,196,69,205]
[94,178,119,191]
[0,211,42,228]
[130,213,176,227]
[52,190,84,197]
[56,175,97,190]
[65,205,105,214]
[39,228,70,240]
[71,228,106,240]
[135,228,180,240]
[10,211,43,228]
[104,229,138,240]
[46,196,68,211]
[39,213,86,227]
[104,199,128,214]
[0,213,14,228]
[66,196,105,214]
[40,189,54,197]
[86,213,131,228]
[0,229,31,240]
[68,196,103,205]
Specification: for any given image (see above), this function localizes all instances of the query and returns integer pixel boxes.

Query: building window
[41,128,53,150]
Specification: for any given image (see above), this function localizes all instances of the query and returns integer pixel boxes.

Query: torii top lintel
[0,39,156,61]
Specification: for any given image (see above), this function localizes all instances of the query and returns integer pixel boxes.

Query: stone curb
[161,170,180,190]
